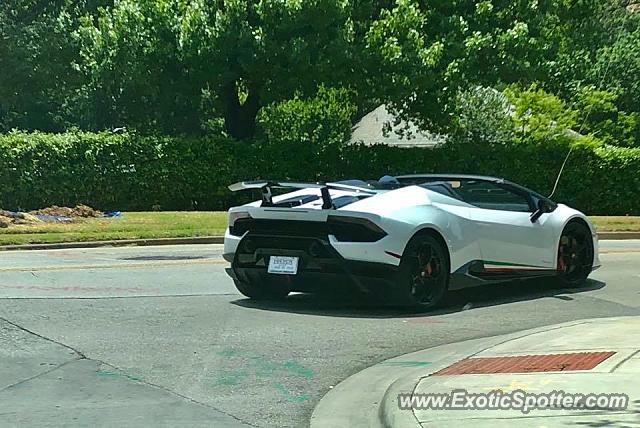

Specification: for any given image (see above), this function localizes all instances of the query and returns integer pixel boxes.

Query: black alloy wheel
[556,221,594,287]
[397,233,449,310]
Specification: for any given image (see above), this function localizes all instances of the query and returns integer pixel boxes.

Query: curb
[597,231,640,240]
[0,236,224,251]
[310,317,631,428]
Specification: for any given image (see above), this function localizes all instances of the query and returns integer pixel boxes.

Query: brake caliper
[421,261,433,278]
[558,236,569,272]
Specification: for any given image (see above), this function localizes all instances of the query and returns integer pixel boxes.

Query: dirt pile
[0,212,10,228]
[30,204,103,218]
[0,211,42,228]
[0,204,103,228]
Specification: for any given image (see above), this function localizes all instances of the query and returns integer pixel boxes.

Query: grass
[589,216,640,232]
[0,212,228,245]
[0,212,638,245]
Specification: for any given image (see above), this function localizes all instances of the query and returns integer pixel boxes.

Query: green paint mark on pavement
[273,382,310,402]
[218,349,241,358]
[282,361,314,378]
[215,369,249,386]
[97,369,143,382]
[215,349,314,402]
[217,349,314,379]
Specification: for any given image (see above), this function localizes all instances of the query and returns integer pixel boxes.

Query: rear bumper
[224,219,407,268]
[227,259,399,294]
[225,218,405,297]
[225,233,400,296]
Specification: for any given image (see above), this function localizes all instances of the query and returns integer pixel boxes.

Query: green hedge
[1,131,639,214]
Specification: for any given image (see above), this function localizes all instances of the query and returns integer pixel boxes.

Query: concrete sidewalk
[311,316,640,427]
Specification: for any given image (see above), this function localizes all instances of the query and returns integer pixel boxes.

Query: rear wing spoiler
[228,181,377,209]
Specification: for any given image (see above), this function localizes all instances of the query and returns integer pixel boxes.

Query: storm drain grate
[431,351,616,375]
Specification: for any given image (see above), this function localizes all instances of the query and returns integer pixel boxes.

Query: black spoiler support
[227,181,376,209]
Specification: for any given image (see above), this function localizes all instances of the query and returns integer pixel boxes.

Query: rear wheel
[396,233,449,310]
[233,278,290,300]
[556,221,594,287]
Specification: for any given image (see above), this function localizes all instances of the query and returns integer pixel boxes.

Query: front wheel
[396,233,450,310]
[234,278,290,300]
[555,221,594,287]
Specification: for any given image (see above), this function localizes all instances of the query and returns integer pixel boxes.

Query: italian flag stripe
[483,260,550,272]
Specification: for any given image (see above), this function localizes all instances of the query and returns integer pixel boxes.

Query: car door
[457,180,556,270]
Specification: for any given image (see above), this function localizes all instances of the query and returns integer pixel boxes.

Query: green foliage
[1,0,639,152]
[545,2,640,141]
[361,0,603,134]
[573,86,640,148]
[74,0,355,138]
[589,26,640,114]
[504,84,578,142]
[449,86,514,145]
[259,87,356,146]
[0,0,105,132]
[75,0,201,133]
[501,83,639,148]
[0,131,243,211]
[543,1,627,93]
[1,132,640,215]
[256,86,357,181]
[341,138,640,215]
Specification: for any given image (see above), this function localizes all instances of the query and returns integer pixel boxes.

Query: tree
[589,27,640,115]
[76,0,201,133]
[256,86,357,179]
[544,1,640,101]
[77,0,357,138]
[449,86,514,145]
[6,0,638,144]
[573,86,639,147]
[504,84,578,143]
[0,0,107,131]
[187,0,361,139]
[361,0,623,135]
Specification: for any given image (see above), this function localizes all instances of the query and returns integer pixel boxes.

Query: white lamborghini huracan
[223,175,600,309]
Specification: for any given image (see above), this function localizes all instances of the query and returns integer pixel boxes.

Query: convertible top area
[227,174,552,212]
[229,174,519,195]
[394,173,505,183]
[228,180,378,209]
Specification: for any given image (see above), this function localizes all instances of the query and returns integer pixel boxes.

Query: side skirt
[448,260,557,291]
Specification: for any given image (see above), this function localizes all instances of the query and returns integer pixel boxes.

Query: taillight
[228,211,251,227]
[327,216,387,242]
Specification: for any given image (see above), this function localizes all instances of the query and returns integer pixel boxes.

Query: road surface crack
[0,316,86,358]
[0,316,257,427]
[0,357,81,392]
[96,360,259,427]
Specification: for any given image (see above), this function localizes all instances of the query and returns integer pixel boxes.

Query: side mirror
[530,199,553,223]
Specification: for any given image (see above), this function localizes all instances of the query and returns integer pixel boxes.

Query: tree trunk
[223,81,261,140]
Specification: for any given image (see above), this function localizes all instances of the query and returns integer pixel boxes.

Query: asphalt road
[0,241,639,427]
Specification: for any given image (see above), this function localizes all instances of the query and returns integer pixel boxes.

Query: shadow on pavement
[571,397,640,427]
[230,278,606,319]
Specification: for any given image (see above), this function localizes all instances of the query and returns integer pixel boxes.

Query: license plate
[267,256,299,275]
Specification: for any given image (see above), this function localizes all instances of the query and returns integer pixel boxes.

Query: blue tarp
[34,214,73,222]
